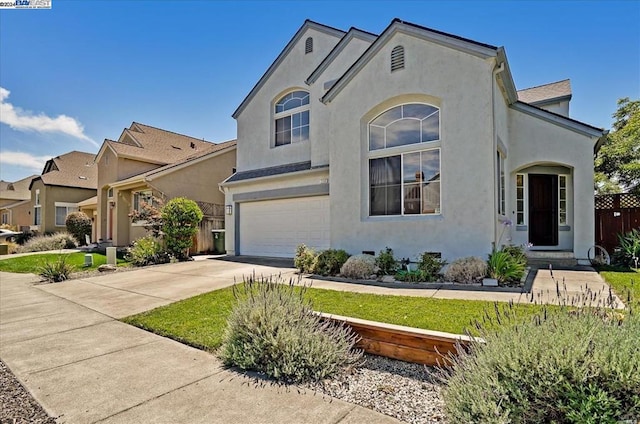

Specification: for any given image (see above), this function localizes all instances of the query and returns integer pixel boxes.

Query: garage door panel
[240,197,330,257]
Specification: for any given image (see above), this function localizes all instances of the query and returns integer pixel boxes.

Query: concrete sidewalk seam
[333,404,357,423]
[91,369,227,424]
[0,310,67,325]
[25,340,161,376]
[66,278,175,302]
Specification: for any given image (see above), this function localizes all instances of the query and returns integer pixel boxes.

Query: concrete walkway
[0,268,399,424]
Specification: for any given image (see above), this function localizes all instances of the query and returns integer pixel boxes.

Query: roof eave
[496,47,518,105]
[232,20,345,119]
[220,165,329,188]
[511,101,605,138]
[145,143,237,181]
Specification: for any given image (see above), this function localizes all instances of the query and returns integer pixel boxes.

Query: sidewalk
[0,271,398,424]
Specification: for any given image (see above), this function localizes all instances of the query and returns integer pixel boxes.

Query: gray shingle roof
[0,174,37,201]
[37,151,97,189]
[517,79,572,105]
[225,161,321,183]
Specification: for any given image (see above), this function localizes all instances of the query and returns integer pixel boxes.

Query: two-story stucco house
[28,151,97,234]
[0,174,38,229]
[94,122,236,247]
[220,19,606,264]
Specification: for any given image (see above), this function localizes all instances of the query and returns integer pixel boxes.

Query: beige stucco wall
[1,201,32,229]
[325,32,497,261]
[31,180,96,234]
[235,28,342,172]
[507,107,596,260]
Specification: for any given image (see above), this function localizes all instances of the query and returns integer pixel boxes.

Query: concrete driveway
[0,260,399,424]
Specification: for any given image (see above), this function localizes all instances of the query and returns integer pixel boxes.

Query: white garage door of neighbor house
[239,196,330,258]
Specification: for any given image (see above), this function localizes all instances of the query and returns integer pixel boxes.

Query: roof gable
[231,20,345,119]
[34,151,98,190]
[517,79,572,105]
[306,27,378,85]
[321,19,498,104]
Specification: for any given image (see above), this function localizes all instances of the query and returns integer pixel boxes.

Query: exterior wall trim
[511,102,604,138]
[232,183,330,203]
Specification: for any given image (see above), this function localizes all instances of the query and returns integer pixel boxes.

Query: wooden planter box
[317,312,478,367]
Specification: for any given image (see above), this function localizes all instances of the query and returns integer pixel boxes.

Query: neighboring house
[95,122,236,246]
[28,151,97,234]
[220,19,605,263]
[0,175,37,228]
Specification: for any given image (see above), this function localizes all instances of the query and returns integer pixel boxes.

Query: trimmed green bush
[17,232,78,253]
[313,249,350,276]
[443,306,640,423]
[340,254,377,279]
[39,255,75,282]
[375,247,398,275]
[416,252,447,281]
[220,276,361,383]
[65,211,92,245]
[394,269,429,282]
[294,244,317,273]
[161,197,203,260]
[126,235,169,267]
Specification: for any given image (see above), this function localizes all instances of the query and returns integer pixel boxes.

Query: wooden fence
[319,313,475,366]
[190,202,225,254]
[595,193,640,254]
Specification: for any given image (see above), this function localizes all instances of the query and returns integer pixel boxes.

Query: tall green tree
[595,97,640,194]
[161,197,203,260]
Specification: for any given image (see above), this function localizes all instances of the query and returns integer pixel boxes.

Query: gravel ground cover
[0,359,57,424]
[307,354,447,424]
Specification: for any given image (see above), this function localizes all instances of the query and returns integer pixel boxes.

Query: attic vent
[391,45,405,72]
[7,184,14,190]
[171,145,182,150]
[78,176,87,180]
[190,142,196,149]
[305,37,313,54]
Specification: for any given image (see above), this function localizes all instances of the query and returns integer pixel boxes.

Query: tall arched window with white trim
[368,103,441,216]
[274,90,310,147]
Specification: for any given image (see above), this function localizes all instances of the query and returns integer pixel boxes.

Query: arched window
[305,37,313,54]
[368,103,441,216]
[391,45,405,72]
[274,90,310,146]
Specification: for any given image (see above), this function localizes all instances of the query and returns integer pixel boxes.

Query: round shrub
[220,276,361,383]
[294,244,317,273]
[444,308,640,423]
[340,254,377,279]
[65,211,92,245]
[313,249,350,276]
[161,197,203,260]
[444,256,487,284]
[126,235,169,267]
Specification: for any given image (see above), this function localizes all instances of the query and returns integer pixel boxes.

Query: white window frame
[367,103,442,217]
[273,90,310,147]
[497,151,505,216]
[34,189,41,226]
[1,211,9,225]
[55,202,79,227]
[516,173,526,225]
[558,175,568,226]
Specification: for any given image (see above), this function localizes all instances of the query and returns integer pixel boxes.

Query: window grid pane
[516,173,525,225]
[369,104,440,151]
[558,175,567,225]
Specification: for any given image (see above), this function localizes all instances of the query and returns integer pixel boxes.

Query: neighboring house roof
[77,195,98,208]
[232,19,346,119]
[30,151,97,190]
[101,122,222,165]
[224,161,328,184]
[517,79,572,106]
[0,174,37,201]
[0,199,30,210]
[109,139,237,188]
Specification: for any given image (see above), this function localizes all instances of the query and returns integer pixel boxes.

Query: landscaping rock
[0,359,57,424]
[98,264,117,272]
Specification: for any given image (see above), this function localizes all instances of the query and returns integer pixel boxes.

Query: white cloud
[0,151,51,172]
[0,87,98,148]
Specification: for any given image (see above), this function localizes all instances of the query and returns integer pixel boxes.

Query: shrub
[487,249,525,284]
[313,249,350,276]
[65,211,92,245]
[161,197,203,260]
[14,230,33,245]
[501,244,528,266]
[294,244,317,273]
[394,269,429,282]
[340,254,377,279]
[612,228,640,268]
[416,252,447,281]
[443,306,640,423]
[444,256,487,284]
[220,276,362,383]
[126,235,170,266]
[375,247,398,275]
[39,255,75,282]
[17,232,78,253]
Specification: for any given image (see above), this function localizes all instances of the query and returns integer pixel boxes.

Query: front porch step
[526,251,577,268]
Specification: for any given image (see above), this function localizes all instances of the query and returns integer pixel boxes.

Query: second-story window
[274,90,310,147]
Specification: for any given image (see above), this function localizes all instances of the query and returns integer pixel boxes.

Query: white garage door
[239,196,330,258]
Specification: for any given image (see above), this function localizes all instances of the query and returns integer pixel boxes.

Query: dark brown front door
[529,174,558,246]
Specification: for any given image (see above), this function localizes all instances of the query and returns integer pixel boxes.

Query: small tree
[128,196,164,237]
[65,211,92,245]
[161,197,203,260]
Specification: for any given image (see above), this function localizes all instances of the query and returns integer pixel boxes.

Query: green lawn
[122,285,544,352]
[0,252,128,274]
[600,267,640,307]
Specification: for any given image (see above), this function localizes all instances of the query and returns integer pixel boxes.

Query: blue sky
[0,0,638,182]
